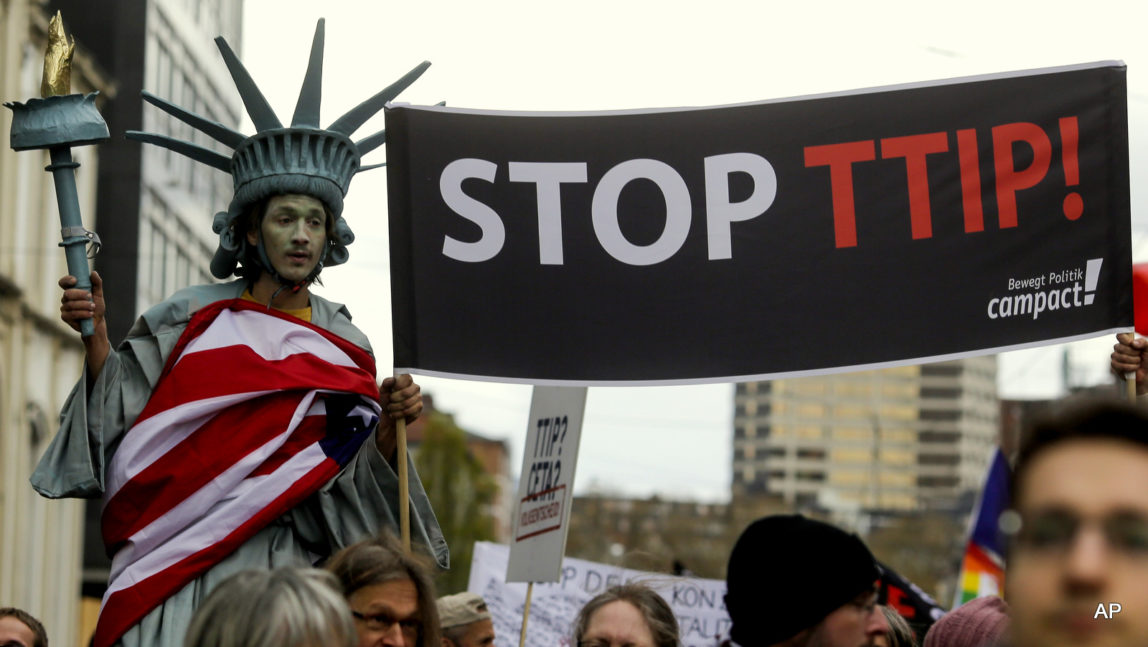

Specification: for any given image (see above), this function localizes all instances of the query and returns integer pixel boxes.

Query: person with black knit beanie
[724,515,888,647]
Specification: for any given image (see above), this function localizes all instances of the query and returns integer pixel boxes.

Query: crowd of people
[8,13,1148,647]
[6,396,1148,647]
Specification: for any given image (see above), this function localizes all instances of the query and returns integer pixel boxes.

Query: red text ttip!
[804,117,1082,248]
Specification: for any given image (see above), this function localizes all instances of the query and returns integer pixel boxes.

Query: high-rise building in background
[732,357,999,516]
[1,4,112,644]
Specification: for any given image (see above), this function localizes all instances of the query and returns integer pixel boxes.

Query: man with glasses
[326,533,441,647]
[724,515,889,646]
[1005,401,1148,647]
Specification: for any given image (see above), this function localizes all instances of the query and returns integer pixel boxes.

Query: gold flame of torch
[41,11,75,98]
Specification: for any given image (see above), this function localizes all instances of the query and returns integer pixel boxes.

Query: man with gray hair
[437,593,495,647]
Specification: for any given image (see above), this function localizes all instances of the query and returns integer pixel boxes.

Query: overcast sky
[238,0,1148,501]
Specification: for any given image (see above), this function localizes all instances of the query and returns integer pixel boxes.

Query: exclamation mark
[1084,257,1103,305]
[1061,116,1083,221]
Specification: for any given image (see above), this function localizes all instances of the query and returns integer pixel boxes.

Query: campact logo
[987,258,1103,320]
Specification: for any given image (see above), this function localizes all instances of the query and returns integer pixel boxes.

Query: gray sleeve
[30,298,190,499]
[30,345,155,499]
[293,439,451,569]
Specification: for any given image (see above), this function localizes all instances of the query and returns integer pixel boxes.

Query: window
[795,403,826,418]
[797,426,823,439]
[835,383,873,398]
[878,449,914,464]
[881,383,917,398]
[789,381,826,396]
[918,453,960,466]
[832,448,871,463]
[834,405,871,419]
[920,431,959,443]
[879,405,915,420]
[921,387,962,399]
[922,364,963,377]
[918,475,960,488]
[880,429,914,443]
[833,427,872,441]
[920,409,960,421]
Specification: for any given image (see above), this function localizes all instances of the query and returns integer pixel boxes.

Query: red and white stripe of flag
[92,300,379,647]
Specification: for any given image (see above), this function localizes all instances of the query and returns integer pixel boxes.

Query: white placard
[506,386,588,583]
[470,542,731,647]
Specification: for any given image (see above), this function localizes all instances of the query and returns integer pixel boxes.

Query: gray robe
[31,280,448,647]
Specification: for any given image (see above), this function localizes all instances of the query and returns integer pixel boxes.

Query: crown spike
[327,60,430,136]
[125,131,233,172]
[141,91,246,149]
[214,35,283,131]
[291,19,325,127]
[355,129,386,156]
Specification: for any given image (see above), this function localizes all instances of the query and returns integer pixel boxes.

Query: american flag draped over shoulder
[92,298,381,647]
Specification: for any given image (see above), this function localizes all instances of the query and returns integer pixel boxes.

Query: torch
[5,12,108,337]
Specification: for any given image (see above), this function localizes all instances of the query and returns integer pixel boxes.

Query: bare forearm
[84,334,111,381]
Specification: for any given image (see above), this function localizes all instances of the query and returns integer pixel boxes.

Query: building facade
[732,357,999,514]
[566,493,791,579]
[1,2,112,644]
[27,0,242,641]
[48,0,242,342]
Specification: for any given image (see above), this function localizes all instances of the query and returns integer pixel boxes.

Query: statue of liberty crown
[127,19,429,279]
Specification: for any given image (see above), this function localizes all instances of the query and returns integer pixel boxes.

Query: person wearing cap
[437,593,495,647]
[724,514,889,647]
[921,596,1006,647]
[32,19,446,647]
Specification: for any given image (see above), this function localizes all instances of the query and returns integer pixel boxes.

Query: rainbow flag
[953,447,1010,608]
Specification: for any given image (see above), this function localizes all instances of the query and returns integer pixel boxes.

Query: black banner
[386,62,1130,384]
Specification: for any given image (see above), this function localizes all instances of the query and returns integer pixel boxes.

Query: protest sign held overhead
[387,62,1131,384]
[507,386,588,583]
